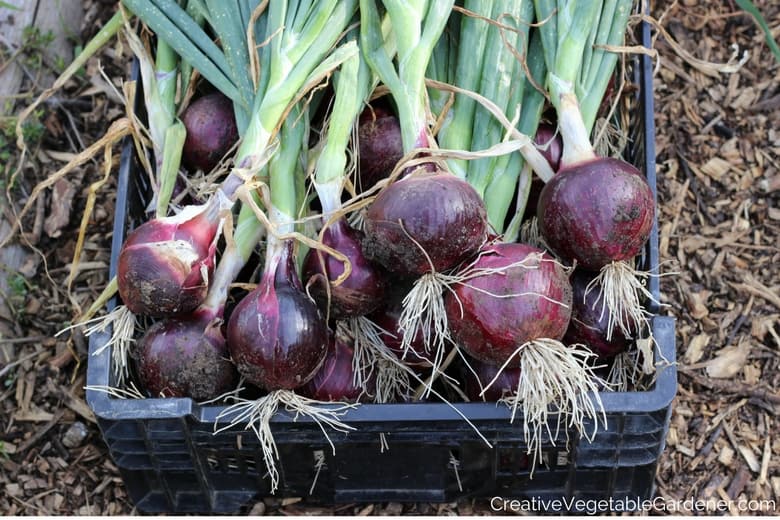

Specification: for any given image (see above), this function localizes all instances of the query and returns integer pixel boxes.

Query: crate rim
[86,315,675,425]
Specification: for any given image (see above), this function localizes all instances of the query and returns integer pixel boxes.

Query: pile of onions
[84,0,661,493]
[534,0,656,341]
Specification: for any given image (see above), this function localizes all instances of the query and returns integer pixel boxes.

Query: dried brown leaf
[685,288,711,319]
[704,339,751,379]
[685,333,710,364]
[44,178,76,238]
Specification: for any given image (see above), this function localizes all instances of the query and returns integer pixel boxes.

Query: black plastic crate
[86,19,676,514]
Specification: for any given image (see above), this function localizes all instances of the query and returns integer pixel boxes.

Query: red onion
[136,309,236,400]
[564,269,633,359]
[302,218,386,319]
[227,241,328,390]
[117,199,223,317]
[445,242,572,365]
[462,356,522,402]
[362,169,488,277]
[368,284,442,368]
[181,92,239,173]
[537,157,654,271]
[356,102,404,192]
[523,124,563,221]
[298,331,374,402]
[534,123,563,172]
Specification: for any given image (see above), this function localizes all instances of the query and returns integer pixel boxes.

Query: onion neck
[201,204,265,316]
[551,75,597,168]
[316,179,343,215]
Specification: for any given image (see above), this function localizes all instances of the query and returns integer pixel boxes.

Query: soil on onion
[1,0,778,515]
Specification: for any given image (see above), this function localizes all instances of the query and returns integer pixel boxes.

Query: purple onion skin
[564,269,632,359]
[523,124,563,220]
[535,123,563,172]
[227,243,328,390]
[537,157,655,270]
[137,311,237,400]
[357,103,404,192]
[302,219,386,319]
[362,170,488,276]
[298,332,373,402]
[445,243,572,365]
[118,208,218,317]
[368,284,442,367]
[181,92,239,173]
[463,356,522,402]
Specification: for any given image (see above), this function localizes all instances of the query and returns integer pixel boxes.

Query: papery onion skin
[181,92,239,173]
[227,244,328,390]
[137,312,237,400]
[362,170,488,276]
[535,123,563,172]
[302,219,386,319]
[118,208,219,318]
[563,269,632,359]
[298,332,373,402]
[445,243,572,365]
[537,157,654,270]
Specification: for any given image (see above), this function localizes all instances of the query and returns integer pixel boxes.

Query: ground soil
[0,0,778,515]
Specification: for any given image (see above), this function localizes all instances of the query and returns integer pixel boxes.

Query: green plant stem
[179,0,206,100]
[426,15,457,118]
[269,107,307,227]
[484,29,547,232]
[155,39,178,123]
[549,1,601,99]
[534,0,557,75]
[361,0,455,152]
[314,51,366,212]
[233,2,358,183]
[201,198,264,313]
[437,0,493,178]
[579,0,632,133]
[736,0,780,64]
[467,0,533,198]
[122,0,241,101]
[155,121,186,217]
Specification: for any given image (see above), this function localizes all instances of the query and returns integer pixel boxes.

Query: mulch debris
[1,0,778,515]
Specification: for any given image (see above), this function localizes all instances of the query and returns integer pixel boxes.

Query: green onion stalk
[122,6,190,219]
[534,0,633,167]
[433,0,545,233]
[116,0,359,320]
[122,0,359,204]
[533,0,658,345]
[495,29,548,242]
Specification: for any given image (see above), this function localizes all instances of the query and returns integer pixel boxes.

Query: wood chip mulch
[651,0,779,515]
[1,0,778,515]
